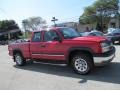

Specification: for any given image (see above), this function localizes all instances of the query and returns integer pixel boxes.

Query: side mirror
[53,37,62,42]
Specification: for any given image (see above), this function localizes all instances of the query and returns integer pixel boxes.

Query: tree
[96,23,101,31]
[0,20,22,40]
[22,17,47,31]
[79,0,118,27]
[0,20,19,32]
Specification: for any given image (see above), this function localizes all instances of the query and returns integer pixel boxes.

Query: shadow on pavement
[14,61,120,84]
[114,43,120,46]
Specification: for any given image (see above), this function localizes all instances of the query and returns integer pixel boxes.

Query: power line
[0,8,9,19]
[0,8,6,14]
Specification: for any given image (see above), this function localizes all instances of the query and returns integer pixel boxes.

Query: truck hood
[72,36,107,42]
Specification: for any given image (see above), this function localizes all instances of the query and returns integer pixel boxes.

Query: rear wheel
[71,53,93,75]
[14,53,26,66]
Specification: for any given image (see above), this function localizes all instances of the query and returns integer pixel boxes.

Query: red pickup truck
[8,27,115,75]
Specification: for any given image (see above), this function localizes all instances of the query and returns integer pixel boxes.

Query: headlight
[101,42,111,53]
[101,42,108,47]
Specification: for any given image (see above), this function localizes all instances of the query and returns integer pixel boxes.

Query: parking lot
[0,45,120,90]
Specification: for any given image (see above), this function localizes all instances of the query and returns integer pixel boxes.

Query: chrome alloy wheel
[15,55,22,65]
[74,58,88,72]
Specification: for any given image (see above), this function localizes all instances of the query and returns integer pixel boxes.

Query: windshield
[60,28,80,39]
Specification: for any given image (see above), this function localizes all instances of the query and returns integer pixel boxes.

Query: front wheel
[71,53,93,75]
[112,41,115,44]
[14,53,26,66]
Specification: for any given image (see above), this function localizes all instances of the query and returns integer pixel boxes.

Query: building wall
[108,18,120,28]
[57,22,93,32]
[76,24,93,32]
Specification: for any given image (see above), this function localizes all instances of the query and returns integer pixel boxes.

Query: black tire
[14,53,26,66]
[119,41,120,44]
[112,41,115,44]
[27,59,34,64]
[71,53,93,75]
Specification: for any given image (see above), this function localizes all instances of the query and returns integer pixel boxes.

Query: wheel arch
[13,49,24,62]
[67,47,94,65]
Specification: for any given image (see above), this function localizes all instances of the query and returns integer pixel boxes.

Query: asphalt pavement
[0,45,120,90]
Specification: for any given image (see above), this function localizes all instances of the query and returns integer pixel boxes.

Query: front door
[41,30,65,60]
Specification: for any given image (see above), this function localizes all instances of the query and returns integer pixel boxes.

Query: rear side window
[32,32,41,42]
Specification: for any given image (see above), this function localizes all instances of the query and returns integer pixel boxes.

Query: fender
[69,47,95,54]
[13,48,23,57]
[66,47,95,62]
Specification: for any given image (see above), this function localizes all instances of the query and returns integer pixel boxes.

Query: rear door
[30,31,43,59]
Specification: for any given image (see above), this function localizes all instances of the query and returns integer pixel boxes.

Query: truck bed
[8,41,31,59]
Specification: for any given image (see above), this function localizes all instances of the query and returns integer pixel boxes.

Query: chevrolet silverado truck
[8,27,115,75]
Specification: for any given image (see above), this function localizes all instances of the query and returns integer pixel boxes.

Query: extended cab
[8,27,115,75]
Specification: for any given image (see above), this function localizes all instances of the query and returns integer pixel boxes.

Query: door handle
[41,44,46,47]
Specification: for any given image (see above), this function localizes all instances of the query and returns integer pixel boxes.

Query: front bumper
[93,46,115,66]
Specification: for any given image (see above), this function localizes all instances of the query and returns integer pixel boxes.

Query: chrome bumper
[94,54,115,66]
[93,47,115,66]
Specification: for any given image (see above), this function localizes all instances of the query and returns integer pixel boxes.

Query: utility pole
[118,0,120,28]
[118,0,120,14]
[100,9,103,32]
[96,8,104,32]
[22,21,27,38]
[51,17,58,27]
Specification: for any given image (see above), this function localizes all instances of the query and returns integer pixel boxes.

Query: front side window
[32,32,41,42]
[59,28,79,39]
[44,31,59,42]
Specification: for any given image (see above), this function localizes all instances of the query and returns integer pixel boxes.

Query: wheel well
[68,50,93,64]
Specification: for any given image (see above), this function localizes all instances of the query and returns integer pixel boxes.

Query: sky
[0,0,96,27]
